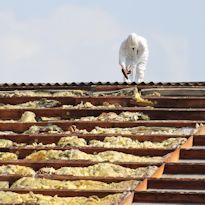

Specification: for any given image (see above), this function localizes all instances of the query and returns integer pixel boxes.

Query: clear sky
[0,0,204,83]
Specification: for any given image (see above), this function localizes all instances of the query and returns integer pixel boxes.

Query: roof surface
[0,82,204,204]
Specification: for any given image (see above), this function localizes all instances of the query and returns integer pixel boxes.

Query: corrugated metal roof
[0,81,205,87]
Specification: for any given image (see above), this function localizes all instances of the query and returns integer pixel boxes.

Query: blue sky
[0,0,204,83]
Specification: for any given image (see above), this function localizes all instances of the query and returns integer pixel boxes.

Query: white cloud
[0,4,125,83]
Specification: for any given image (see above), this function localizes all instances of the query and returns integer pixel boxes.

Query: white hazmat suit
[119,33,149,83]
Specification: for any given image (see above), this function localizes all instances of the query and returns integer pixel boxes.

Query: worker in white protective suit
[119,33,149,83]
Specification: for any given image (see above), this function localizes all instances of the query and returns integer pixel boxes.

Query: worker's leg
[135,64,145,83]
[135,69,144,83]
[130,66,136,82]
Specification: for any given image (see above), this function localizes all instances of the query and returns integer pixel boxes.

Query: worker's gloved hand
[126,68,131,74]
[121,65,131,79]
[126,65,131,74]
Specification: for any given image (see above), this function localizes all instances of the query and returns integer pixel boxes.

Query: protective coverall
[119,33,149,83]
